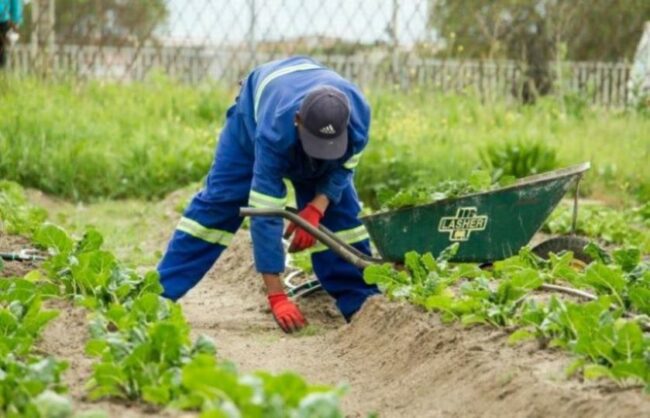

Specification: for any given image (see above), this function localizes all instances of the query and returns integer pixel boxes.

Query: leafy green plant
[480,140,559,180]
[0,355,70,418]
[34,225,163,309]
[31,215,345,416]
[544,202,650,253]
[379,170,500,210]
[0,180,344,417]
[0,180,47,236]
[0,279,60,357]
[365,243,650,391]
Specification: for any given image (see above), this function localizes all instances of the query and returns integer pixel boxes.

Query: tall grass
[0,74,228,200]
[1,76,648,205]
[360,90,650,207]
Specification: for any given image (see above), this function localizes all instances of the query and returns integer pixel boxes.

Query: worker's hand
[284,203,324,252]
[267,292,307,333]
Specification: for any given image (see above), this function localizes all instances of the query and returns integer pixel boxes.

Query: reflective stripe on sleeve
[343,151,363,170]
[248,190,287,209]
[176,217,234,246]
[254,63,322,122]
[308,225,369,254]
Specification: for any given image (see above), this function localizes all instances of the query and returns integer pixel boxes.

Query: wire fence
[4,0,640,106]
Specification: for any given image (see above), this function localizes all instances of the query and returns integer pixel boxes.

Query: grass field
[2,75,650,417]
[1,76,649,207]
[0,75,226,200]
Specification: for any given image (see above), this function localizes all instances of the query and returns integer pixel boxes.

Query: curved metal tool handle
[0,249,47,262]
[240,207,384,269]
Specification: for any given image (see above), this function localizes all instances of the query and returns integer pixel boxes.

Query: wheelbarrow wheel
[532,235,594,265]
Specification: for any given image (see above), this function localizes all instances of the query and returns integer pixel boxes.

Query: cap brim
[298,125,348,160]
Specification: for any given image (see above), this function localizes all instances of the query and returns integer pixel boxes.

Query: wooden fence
[8,45,632,107]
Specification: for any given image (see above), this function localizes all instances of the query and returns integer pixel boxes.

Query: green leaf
[404,251,427,284]
[23,270,43,283]
[34,390,73,418]
[296,391,344,418]
[363,264,395,285]
[583,364,615,380]
[629,286,650,315]
[610,360,650,382]
[424,294,454,312]
[582,263,626,305]
[420,253,438,272]
[507,328,535,345]
[34,224,74,255]
[89,363,127,400]
[612,247,641,272]
[142,385,170,405]
[510,268,543,291]
[76,229,104,253]
[85,339,108,357]
[468,170,492,190]
[140,271,164,295]
[437,243,460,262]
[613,321,644,359]
[584,242,612,264]
[461,313,487,326]
[565,358,586,377]
[22,302,60,336]
[192,335,217,356]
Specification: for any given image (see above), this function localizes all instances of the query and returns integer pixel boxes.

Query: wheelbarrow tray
[361,162,590,263]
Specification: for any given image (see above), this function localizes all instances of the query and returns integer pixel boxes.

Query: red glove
[267,293,307,333]
[284,203,324,253]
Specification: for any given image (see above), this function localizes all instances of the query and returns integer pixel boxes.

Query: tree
[22,0,169,45]
[429,0,650,100]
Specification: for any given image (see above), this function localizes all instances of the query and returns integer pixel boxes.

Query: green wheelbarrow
[240,162,593,298]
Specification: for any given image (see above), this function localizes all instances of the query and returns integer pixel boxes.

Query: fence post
[389,0,399,86]
[30,0,55,77]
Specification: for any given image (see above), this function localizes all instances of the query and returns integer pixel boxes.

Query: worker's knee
[336,287,381,322]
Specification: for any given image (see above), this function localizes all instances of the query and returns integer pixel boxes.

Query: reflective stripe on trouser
[158,113,253,300]
[293,181,380,320]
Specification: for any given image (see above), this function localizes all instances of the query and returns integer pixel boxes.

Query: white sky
[166,0,433,46]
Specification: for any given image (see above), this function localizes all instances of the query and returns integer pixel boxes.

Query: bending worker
[158,56,380,333]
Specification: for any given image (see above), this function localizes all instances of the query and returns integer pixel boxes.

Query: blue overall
[157,56,379,320]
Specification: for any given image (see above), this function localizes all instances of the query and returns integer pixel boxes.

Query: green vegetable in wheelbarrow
[380,170,515,211]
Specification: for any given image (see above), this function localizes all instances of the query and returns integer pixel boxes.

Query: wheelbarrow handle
[239,207,382,269]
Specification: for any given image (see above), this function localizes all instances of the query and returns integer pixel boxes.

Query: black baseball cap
[297,86,350,160]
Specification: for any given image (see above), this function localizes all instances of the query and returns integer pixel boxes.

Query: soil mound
[340,296,649,417]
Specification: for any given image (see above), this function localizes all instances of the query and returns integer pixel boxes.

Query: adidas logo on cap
[319,124,336,135]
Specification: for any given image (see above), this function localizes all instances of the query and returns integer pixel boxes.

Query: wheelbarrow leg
[571,174,582,235]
